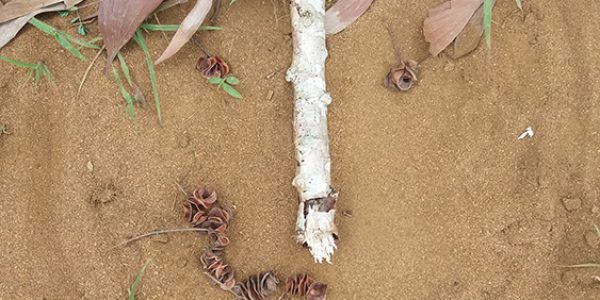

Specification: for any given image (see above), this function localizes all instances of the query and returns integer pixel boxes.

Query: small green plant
[128,260,151,300]
[208,75,242,99]
[0,123,8,136]
[28,17,99,61]
[77,24,89,36]
[133,30,162,123]
[0,55,52,82]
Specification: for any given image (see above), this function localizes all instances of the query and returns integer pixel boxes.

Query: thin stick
[77,46,104,96]
[191,35,211,56]
[113,228,209,249]
[153,14,169,42]
[385,23,402,63]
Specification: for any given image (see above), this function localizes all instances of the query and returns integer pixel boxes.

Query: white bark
[286,0,338,264]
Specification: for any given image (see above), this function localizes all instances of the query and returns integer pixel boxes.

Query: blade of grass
[117,53,134,87]
[514,0,522,10]
[483,0,493,48]
[0,55,39,68]
[117,53,140,103]
[133,30,161,123]
[54,33,86,60]
[128,260,151,300]
[140,23,223,32]
[594,224,600,237]
[111,66,137,128]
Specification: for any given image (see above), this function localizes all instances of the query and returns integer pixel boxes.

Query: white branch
[287,0,338,263]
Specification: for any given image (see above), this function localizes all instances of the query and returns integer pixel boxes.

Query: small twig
[209,0,221,25]
[385,23,402,63]
[113,228,209,249]
[175,181,188,197]
[153,14,169,42]
[78,46,104,96]
[191,35,211,56]
[265,67,284,79]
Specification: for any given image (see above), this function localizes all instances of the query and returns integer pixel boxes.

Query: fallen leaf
[98,0,163,72]
[0,2,66,49]
[325,0,373,35]
[0,0,82,23]
[423,0,484,57]
[155,0,212,65]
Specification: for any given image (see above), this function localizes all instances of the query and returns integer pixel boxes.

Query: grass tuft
[133,30,161,123]
[128,260,151,300]
[28,17,100,61]
[0,55,52,82]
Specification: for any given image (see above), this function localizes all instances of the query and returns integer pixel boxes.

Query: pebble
[562,197,582,212]
[86,161,94,173]
[266,90,274,100]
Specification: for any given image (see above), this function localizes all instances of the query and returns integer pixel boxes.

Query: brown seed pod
[384,60,419,92]
[184,186,218,222]
[231,271,279,300]
[200,249,237,291]
[196,55,230,79]
[285,274,328,300]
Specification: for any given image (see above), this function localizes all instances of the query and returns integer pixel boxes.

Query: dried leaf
[0,0,82,23]
[98,0,163,72]
[155,0,212,65]
[325,0,373,35]
[423,0,484,57]
[0,2,66,49]
[451,2,485,58]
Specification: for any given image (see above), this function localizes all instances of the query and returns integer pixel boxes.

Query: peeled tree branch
[287,0,372,263]
[287,0,338,264]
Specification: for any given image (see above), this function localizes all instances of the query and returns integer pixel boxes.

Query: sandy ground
[2,0,600,299]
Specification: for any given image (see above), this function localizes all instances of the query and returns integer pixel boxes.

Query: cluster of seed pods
[185,186,328,300]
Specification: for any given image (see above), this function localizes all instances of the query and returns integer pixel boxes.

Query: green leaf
[230,0,237,4]
[117,53,134,87]
[77,24,89,36]
[221,83,242,99]
[58,10,70,17]
[62,32,99,49]
[483,0,493,48]
[207,77,223,85]
[133,30,161,123]
[54,33,86,61]
[128,260,151,300]
[225,76,240,85]
[28,17,56,35]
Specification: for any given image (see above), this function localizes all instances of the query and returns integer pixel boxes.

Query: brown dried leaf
[155,0,212,65]
[325,0,373,35]
[98,0,163,72]
[423,0,483,57]
[0,2,66,49]
[0,0,82,23]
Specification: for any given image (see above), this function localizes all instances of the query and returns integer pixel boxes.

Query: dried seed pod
[384,60,419,92]
[200,249,237,291]
[196,55,230,79]
[209,232,231,251]
[184,186,218,221]
[231,271,279,300]
[285,274,328,300]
